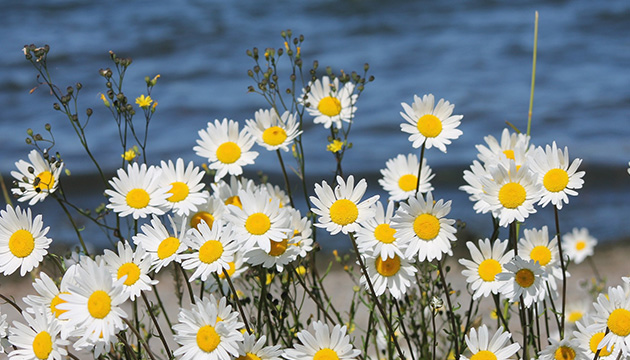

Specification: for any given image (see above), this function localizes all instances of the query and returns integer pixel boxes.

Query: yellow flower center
[117,262,141,286]
[503,149,515,160]
[218,261,236,279]
[199,240,224,264]
[88,290,112,319]
[262,126,288,146]
[32,331,53,360]
[196,325,221,353]
[416,114,443,138]
[236,353,262,360]
[329,199,359,226]
[607,308,630,337]
[126,188,150,209]
[157,236,180,260]
[216,141,241,164]
[470,350,497,360]
[478,259,502,282]
[50,292,70,318]
[318,96,342,117]
[398,174,418,192]
[8,229,35,258]
[498,182,526,209]
[191,211,215,230]
[375,255,401,277]
[589,332,613,357]
[554,346,576,360]
[413,213,440,240]
[575,240,586,251]
[515,268,535,288]
[35,170,55,192]
[225,195,243,209]
[167,181,189,202]
[269,238,289,256]
[530,245,552,266]
[543,168,569,193]
[313,348,340,360]
[374,224,396,244]
[567,311,583,323]
[245,213,271,235]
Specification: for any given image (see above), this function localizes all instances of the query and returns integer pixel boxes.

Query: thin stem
[394,298,416,360]
[289,265,340,324]
[0,171,12,207]
[141,291,173,359]
[587,256,603,283]
[415,143,426,195]
[178,263,196,305]
[437,259,459,359]
[0,293,23,313]
[56,198,90,256]
[432,310,437,360]
[527,11,539,137]
[276,150,295,208]
[492,294,512,337]
[223,268,252,334]
[152,284,174,334]
[122,318,158,360]
[554,205,567,338]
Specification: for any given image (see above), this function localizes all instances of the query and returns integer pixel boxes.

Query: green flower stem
[394,297,416,360]
[289,264,340,324]
[122,318,158,360]
[527,11,539,137]
[116,332,138,360]
[177,263,195,305]
[553,205,567,338]
[151,284,174,334]
[0,171,12,207]
[587,256,603,283]
[437,259,459,359]
[492,294,512,336]
[276,149,295,208]
[0,292,22,313]
[415,142,426,196]
[141,291,173,359]
[55,197,89,256]
[223,268,252,334]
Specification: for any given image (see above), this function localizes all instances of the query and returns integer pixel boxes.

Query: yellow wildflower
[121,148,137,161]
[100,93,110,107]
[135,94,152,108]
[295,265,307,276]
[326,139,343,153]
[266,273,274,285]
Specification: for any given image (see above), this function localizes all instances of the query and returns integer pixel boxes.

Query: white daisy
[286,208,314,258]
[475,128,534,167]
[496,256,547,308]
[459,238,514,300]
[245,108,302,152]
[591,285,630,354]
[193,118,259,182]
[225,188,290,252]
[392,191,457,262]
[132,215,188,273]
[57,257,128,346]
[400,93,463,152]
[539,337,588,360]
[11,149,63,205]
[283,320,361,360]
[23,272,73,320]
[301,76,357,129]
[565,300,591,327]
[529,142,585,210]
[105,162,170,219]
[210,175,256,210]
[310,175,379,235]
[0,204,51,276]
[480,160,542,227]
[562,227,597,265]
[378,153,434,201]
[183,194,227,233]
[518,226,566,291]
[264,182,292,209]
[361,251,417,300]
[7,307,69,360]
[159,158,209,216]
[460,325,520,360]
[173,296,244,360]
[460,160,493,214]
[574,316,620,359]
[236,333,282,360]
[244,223,301,272]
[0,308,7,353]
[181,220,239,282]
[103,241,158,301]
[204,250,247,294]
[356,201,405,260]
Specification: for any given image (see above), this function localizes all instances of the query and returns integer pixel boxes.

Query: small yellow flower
[151,101,158,112]
[284,41,290,51]
[296,265,307,276]
[296,47,301,57]
[121,148,138,161]
[135,94,153,108]
[327,139,343,153]
[100,93,110,107]
[490,309,498,320]
[266,273,275,285]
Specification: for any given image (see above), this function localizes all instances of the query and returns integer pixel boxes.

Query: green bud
[86,108,93,116]
[45,123,51,131]
[76,82,82,90]
[145,76,151,85]
[246,49,252,57]
[66,86,73,95]
[26,128,34,136]
[25,138,32,145]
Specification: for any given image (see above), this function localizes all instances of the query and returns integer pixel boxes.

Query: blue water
[1,0,629,247]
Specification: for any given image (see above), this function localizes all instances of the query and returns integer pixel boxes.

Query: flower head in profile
[562,227,597,265]
[460,325,520,360]
[283,321,361,360]
[11,149,64,205]
[310,175,379,235]
[379,154,434,202]
[301,76,358,129]
[193,118,259,182]
[159,158,209,216]
[7,307,70,360]
[245,108,302,152]
[459,238,514,300]
[0,204,51,276]
[400,94,463,153]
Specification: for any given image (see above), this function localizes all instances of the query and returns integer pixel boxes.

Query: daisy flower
[173,296,244,360]
[264,182,292,209]
[286,208,314,258]
[244,225,301,272]
[310,175,379,235]
[181,220,239,282]
[538,337,588,360]
[23,272,73,320]
[518,226,566,291]
[159,158,209,216]
[459,238,514,300]
[204,250,247,294]
[479,160,542,227]
[225,188,290,252]
[57,257,128,346]
[7,307,69,360]
[460,325,520,360]
[103,241,158,301]
[378,154,434,201]
[0,308,7,353]
[105,162,170,219]
[496,256,547,308]
[400,94,463,153]
[562,227,597,265]
[0,204,51,276]
[132,215,188,273]
[475,128,534,166]
[356,201,405,260]
[391,191,457,262]
[193,118,259,182]
[301,76,357,129]
[236,333,282,360]
[11,149,63,205]
[183,195,226,233]
[565,300,590,327]
[591,285,630,354]
[283,321,361,360]
[574,317,620,359]
[245,108,302,152]
[460,160,493,214]
[211,175,256,210]
[361,251,417,300]
[529,142,585,210]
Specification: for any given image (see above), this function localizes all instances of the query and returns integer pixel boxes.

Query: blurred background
[1,0,629,249]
